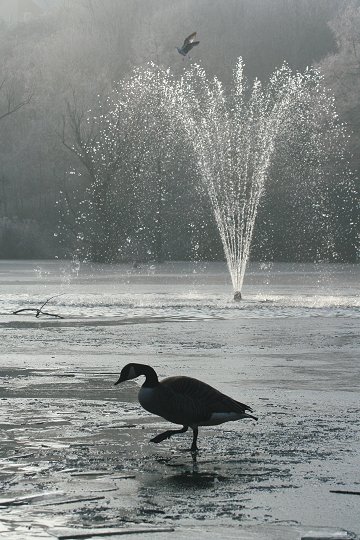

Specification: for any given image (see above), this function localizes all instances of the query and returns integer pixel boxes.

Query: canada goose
[115,363,257,452]
[176,32,200,57]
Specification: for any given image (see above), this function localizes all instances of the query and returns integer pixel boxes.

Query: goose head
[114,363,159,386]
[114,363,141,385]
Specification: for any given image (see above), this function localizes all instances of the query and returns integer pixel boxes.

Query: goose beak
[114,375,125,385]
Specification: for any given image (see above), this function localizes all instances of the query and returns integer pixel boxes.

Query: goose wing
[182,41,200,54]
[160,376,253,425]
[183,32,197,46]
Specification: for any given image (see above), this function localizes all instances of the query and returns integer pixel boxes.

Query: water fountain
[63,60,348,299]
[174,59,346,299]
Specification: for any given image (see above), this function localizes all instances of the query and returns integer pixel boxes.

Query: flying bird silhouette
[177,32,200,58]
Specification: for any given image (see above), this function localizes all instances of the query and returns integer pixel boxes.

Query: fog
[0,0,358,262]
[0,4,359,538]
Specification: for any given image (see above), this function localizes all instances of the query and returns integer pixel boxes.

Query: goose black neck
[138,364,159,388]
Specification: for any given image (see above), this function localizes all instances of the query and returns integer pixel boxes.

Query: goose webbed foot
[150,431,173,444]
[150,425,188,444]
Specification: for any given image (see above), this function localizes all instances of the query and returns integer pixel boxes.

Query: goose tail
[245,413,258,421]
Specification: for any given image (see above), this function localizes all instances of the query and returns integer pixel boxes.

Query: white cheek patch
[128,366,137,379]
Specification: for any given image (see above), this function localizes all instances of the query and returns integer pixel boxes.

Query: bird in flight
[177,32,200,58]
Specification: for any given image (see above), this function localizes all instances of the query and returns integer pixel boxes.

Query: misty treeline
[0,0,358,263]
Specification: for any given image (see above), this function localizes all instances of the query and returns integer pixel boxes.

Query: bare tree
[60,92,119,261]
[0,79,32,122]
[317,3,360,261]
[319,4,360,134]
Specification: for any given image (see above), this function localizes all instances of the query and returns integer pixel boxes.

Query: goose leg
[150,425,188,444]
[191,427,199,452]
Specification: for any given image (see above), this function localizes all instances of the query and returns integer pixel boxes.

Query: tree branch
[0,92,32,122]
[13,294,65,319]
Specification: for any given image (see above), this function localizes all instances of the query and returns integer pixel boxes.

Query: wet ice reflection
[0,261,359,538]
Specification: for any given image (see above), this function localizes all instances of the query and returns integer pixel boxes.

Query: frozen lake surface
[0,260,359,539]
